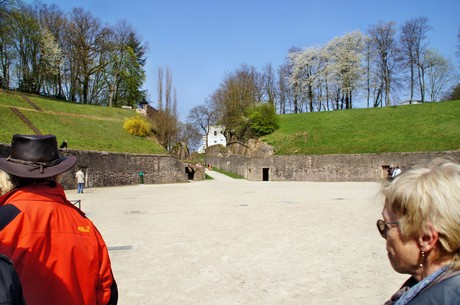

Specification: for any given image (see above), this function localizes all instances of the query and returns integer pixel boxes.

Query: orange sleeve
[94,227,118,305]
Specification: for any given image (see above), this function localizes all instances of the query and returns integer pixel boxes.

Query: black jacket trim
[0,204,22,231]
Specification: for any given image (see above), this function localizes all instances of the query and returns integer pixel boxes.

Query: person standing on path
[0,134,118,305]
[76,168,85,193]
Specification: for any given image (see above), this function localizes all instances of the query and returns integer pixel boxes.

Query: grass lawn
[262,100,460,155]
[0,90,166,154]
[1,90,459,155]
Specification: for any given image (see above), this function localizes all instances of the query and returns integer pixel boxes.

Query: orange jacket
[0,183,118,305]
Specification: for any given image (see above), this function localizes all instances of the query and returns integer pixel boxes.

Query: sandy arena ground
[65,170,407,305]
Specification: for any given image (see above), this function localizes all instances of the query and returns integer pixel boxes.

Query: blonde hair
[0,170,14,195]
[0,170,60,195]
[381,159,460,269]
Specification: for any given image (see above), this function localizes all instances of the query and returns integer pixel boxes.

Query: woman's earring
[419,251,425,268]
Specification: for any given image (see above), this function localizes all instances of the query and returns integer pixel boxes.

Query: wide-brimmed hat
[0,134,76,178]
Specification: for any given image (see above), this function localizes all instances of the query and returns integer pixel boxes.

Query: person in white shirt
[392,165,401,178]
[75,169,85,193]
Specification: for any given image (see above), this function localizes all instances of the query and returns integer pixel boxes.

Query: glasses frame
[376,219,399,237]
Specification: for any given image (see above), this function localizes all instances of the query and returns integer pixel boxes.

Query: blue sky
[37,0,459,120]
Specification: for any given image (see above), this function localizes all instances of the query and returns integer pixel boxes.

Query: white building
[197,126,226,153]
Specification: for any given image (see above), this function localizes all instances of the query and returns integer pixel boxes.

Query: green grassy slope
[2,90,459,155]
[0,90,166,154]
[262,101,460,155]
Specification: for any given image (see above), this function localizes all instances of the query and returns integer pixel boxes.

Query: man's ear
[418,223,439,252]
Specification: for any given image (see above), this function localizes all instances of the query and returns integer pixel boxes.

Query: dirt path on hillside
[0,103,122,121]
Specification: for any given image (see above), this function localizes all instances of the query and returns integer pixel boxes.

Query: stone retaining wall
[3,140,458,187]
[0,144,188,189]
[205,150,460,182]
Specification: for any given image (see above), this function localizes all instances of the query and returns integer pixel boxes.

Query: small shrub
[238,103,279,140]
[123,116,151,137]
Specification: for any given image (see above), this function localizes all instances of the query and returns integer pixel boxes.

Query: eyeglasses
[376,219,399,238]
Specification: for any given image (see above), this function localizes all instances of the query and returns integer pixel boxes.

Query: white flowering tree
[289,31,365,111]
[324,31,365,109]
[39,27,63,93]
[289,46,322,112]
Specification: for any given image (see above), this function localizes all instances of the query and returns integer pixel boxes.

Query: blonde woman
[377,159,460,304]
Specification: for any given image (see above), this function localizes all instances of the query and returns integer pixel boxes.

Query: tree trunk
[293,83,298,113]
[409,58,414,103]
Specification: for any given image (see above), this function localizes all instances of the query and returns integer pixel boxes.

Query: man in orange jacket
[0,134,118,305]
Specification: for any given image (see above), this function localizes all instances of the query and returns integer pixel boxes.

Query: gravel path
[66,170,406,305]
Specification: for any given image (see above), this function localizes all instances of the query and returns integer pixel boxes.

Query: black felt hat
[0,134,76,178]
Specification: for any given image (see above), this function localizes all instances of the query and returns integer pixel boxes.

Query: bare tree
[9,3,41,93]
[67,8,111,104]
[176,122,202,151]
[457,26,460,63]
[187,101,216,149]
[157,67,163,109]
[425,49,456,101]
[173,87,177,117]
[276,64,290,114]
[261,63,277,105]
[165,66,172,111]
[0,0,15,88]
[368,21,399,106]
[153,66,178,151]
[400,16,431,103]
[363,35,386,108]
[210,64,261,136]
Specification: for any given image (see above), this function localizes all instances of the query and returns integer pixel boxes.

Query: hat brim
[0,155,77,178]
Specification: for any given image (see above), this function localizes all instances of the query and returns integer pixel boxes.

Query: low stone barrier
[3,141,458,186]
[0,144,188,189]
[205,150,460,182]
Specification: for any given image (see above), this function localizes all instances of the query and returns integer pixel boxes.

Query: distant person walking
[76,168,85,193]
